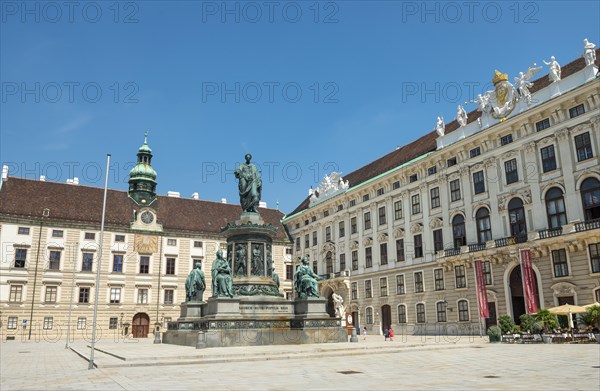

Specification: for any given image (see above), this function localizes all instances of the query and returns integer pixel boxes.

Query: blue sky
[1,1,599,214]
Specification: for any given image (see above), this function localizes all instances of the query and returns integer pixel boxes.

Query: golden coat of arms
[489,70,518,120]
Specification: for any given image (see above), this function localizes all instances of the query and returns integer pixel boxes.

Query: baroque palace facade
[283,47,600,335]
[0,136,293,340]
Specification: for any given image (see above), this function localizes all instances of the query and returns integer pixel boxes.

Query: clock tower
[128,132,158,206]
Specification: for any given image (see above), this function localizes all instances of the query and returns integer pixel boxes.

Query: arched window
[581,178,600,220]
[416,303,426,323]
[397,305,407,323]
[312,260,318,274]
[436,301,447,322]
[458,300,470,321]
[476,208,492,244]
[452,215,466,248]
[545,187,567,229]
[365,307,374,324]
[325,251,333,274]
[508,198,527,239]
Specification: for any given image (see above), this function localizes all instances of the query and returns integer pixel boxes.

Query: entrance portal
[132,313,150,338]
[326,293,336,317]
[485,302,497,331]
[381,305,391,332]
[509,265,540,324]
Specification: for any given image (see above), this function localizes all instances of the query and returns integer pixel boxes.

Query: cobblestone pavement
[2,336,599,390]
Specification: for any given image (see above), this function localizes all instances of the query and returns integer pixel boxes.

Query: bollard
[350,328,359,343]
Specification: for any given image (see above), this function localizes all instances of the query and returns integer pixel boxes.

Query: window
[110,288,121,303]
[115,234,125,242]
[84,232,95,240]
[312,260,318,274]
[362,194,370,202]
[508,198,527,237]
[77,317,86,330]
[166,257,176,275]
[398,305,407,323]
[339,253,346,271]
[8,317,18,329]
[311,216,316,222]
[167,239,177,246]
[536,118,550,132]
[82,252,93,272]
[365,247,372,268]
[109,317,118,329]
[414,234,423,258]
[411,194,421,215]
[590,243,600,273]
[139,256,150,274]
[452,215,466,248]
[430,187,440,208]
[447,157,457,167]
[545,187,567,229]
[14,248,27,268]
[450,179,461,202]
[380,243,388,265]
[500,134,513,145]
[476,208,492,244]
[113,254,124,273]
[286,264,293,280]
[365,280,372,298]
[483,261,493,285]
[575,132,594,161]
[393,181,400,190]
[366,307,373,324]
[79,287,90,303]
[325,251,333,274]
[337,204,343,212]
[377,187,385,196]
[364,212,371,230]
[349,199,356,207]
[414,272,424,293]
[43,317,53,330]
[540,145,557,173]
[339,221,345,238]
[380,277,388,296]
[295,237,300,250]
[48,250,61,270]
[351,282,358,300]
[416,303,426,323]
[504,159,519,184]
[396,239,405,261]
[473,171,485,194]
[45,286,57,303]
[394,200,403,220]
[409,174,418,183]
[312,231,317,246]
[433,229,444,252]
[194,241,203,248]
[569,103,585,118]
[428,166,437,176]
[305,234,310,249]
[470,147,481,158]
[52,230,63,238]
[396,275,405,295]
[164,289,174,304]
[455,265,466,288]
[323,210,329,218]
[138,289,149,304]
[437,302,447,322]
[434,268,444,291]
[458,300,470,321]
[552,249,569,277]
[325,226,331,242]
[378,206,386,225]
[18,227,30,235]
[9,285,23,302]
[352,250,358,271]
[351,217,357,234]
[581,178,600,220]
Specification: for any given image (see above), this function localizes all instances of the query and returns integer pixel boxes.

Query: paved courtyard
[1,335,599,390]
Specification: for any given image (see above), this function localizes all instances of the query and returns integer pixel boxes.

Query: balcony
[575,218,600,232]
[538,227,563,239]
[495,234,528,248]
[444,248,461,257]
[468,243,487,252]
[318,271,347,280]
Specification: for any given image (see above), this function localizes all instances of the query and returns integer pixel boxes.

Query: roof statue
[309,172,349,207]
[543,56,561,82]
[514,64,542,106]
[583,38,597,67]
[434,116,445,136]
[456,105,467,127]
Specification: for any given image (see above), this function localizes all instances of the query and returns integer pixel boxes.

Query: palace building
[0,135,293,340]
[283,47,600,335]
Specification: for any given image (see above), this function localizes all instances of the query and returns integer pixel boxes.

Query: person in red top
[389,327,394,341]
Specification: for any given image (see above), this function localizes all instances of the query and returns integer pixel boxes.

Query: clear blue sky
[1,1,599,214]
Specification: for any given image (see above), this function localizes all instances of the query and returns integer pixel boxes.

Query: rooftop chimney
[167,191,181,198]
[73,177,79,185]
[308,187,314,196]
[1,165,8,181]
[259,201,267,208]
[191,192,199,200]
[39,175,46,181]
[66,179,73,184]
[221,198,227,204]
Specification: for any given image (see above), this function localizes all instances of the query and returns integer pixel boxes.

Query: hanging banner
[520,248,539,314]
[474,260,489,318]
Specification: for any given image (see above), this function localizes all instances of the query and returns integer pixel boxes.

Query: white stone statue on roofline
[434,116,445,137]
[514,63,542,105]
[543,56,561,82]
[583,38,597,67]
[309,172,349,206]
[456,105,467,127]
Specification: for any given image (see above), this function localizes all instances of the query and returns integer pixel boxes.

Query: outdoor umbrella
[547,304,587,315]
[583,302,600,309]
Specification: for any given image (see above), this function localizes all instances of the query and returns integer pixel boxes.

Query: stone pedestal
[179,301,205,319]
[584,65,598,82]
[205,297,240,318]
[294,297,330,318]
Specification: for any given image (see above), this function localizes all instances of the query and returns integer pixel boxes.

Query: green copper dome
[128,131,158,205]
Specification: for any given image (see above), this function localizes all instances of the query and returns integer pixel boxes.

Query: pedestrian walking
[384,328,389,341]
[362,326,367,340]
[389,327,394,341]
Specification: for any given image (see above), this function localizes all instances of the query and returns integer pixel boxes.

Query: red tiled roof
[0,177,289,241]
[286,49,599,217]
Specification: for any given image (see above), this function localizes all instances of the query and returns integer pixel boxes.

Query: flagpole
[89,154,110,369]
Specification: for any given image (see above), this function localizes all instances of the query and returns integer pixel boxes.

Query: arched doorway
[381,305,391,332]
[132,313,150,338]
[508,266,540,324]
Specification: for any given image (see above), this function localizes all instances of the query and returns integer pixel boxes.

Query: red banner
[474,260,489,318]
[520,248,539,314]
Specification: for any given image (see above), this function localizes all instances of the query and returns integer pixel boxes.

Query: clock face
[140,211,154,224]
